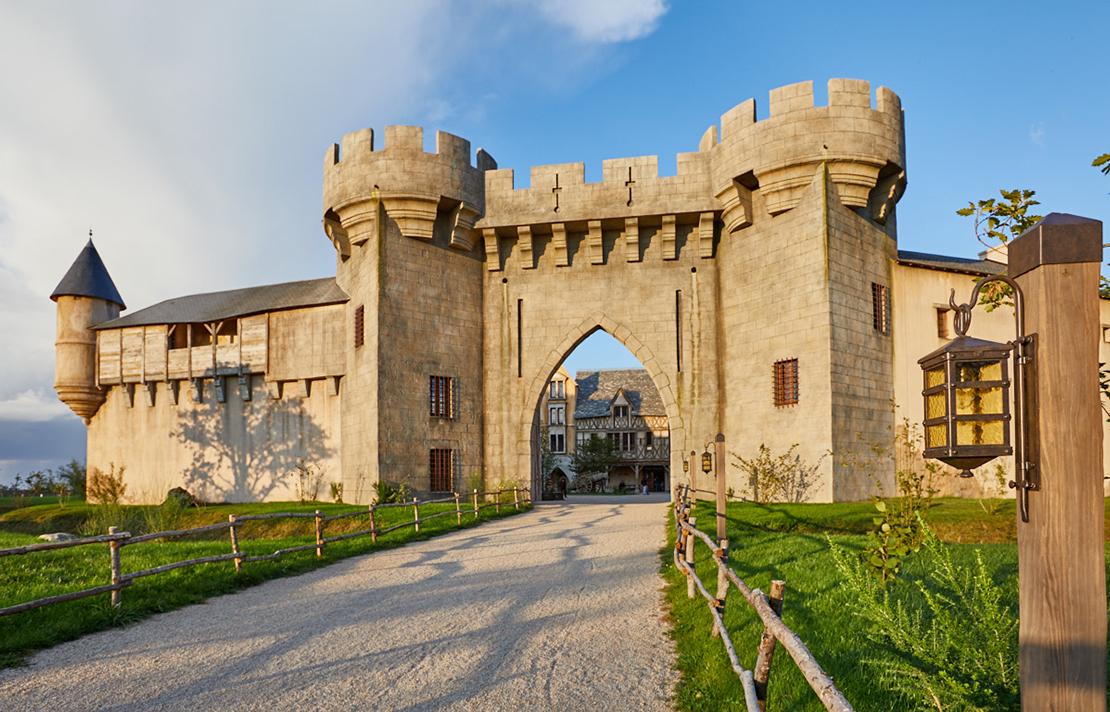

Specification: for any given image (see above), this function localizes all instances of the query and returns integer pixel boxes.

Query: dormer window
[614,405,629,419]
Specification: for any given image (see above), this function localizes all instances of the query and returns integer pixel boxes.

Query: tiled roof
[94,277,348,329]
[896,249,1006,276]
[51,240,125,308]
[574,368,665,419]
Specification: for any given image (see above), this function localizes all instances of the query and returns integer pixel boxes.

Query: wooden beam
[1009,214,1106,710]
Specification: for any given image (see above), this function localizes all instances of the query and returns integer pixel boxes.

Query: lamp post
[920,214,1105,709]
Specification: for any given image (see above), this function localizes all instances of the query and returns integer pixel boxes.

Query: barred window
[429,376,454,418]
[429,448,452,492]
[354,305,365,348]
[871,283,889,335]
[773,359,799,407]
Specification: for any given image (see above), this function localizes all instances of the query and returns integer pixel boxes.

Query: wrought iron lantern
[919,275,1035,521]
[682,458,689,474]
[701,447,713,475]
[919,336,1012,471]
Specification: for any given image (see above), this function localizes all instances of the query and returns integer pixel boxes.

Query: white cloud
[0,2,666,454]
[0,390,70,422]
[536,0,668,43]
[1029,122,1046,147]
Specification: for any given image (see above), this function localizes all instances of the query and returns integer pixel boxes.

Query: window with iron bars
[429,376,454,418]
[871,283,890,335]
[354,305,365,348]
[429,448,452,492]
[773,359,799,407]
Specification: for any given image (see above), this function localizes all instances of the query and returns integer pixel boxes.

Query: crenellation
[384,125,424,153]
[827,78,872,108]
[698,125,717,151]
[435,130,470,164]
[601,156,659,184]
[768,80,814,116]
[876,86,901,116]
[340,127,374,161]
[720,98,756,140]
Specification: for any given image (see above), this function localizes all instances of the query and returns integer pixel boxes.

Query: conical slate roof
[50,240,125,308]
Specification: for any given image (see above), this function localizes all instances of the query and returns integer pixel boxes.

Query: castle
[50,78,1110,504]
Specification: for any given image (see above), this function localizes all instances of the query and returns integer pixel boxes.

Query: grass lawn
[662,497,1110,711]
[0,497,529,668]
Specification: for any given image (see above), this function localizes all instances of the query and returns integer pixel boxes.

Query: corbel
[624,217,640,263]
[661,215,677,260]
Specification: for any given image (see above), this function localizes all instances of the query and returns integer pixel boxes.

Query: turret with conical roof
[51,238,124,422]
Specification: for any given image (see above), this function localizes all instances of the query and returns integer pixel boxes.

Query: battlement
[480,79,905,231]
[322,125,496,254]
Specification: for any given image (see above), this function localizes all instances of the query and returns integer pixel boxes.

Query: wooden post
[513,487,520,510]
[685,517,697,600]
[1009,214,1106,710]
[454,492,462,525]
[368,504,377,543]
[472,488,479,518]
[753,579,786,709]
[495,489,501,514]
[314,509,323,557]
[108,526,122,608]
[683,448,692,499]
[228,514,242,573]
[712,537,729,639]
[714,433,727,541]
[413,497,420,532]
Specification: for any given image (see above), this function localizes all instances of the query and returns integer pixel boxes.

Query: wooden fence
[672,484,853,712]
[0,487,530,617]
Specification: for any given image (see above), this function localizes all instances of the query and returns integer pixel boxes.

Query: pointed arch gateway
[517,311,685,499]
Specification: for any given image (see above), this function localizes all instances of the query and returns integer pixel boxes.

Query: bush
[830,524,1019,710]
[731,443,826,503]
[293,461,323,503]
[329,482,344,503]
[372,480,411,504]
[87,464,127,504]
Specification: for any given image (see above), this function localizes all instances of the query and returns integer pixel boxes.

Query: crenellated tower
[51,239,125,423]
[321,125,496,491]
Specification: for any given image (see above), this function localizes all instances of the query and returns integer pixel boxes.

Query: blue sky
[0,1,1106,482]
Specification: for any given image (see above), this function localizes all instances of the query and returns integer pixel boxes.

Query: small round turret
[50,238,124,423]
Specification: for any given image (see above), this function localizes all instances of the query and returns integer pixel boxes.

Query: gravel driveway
[0,496,675,711]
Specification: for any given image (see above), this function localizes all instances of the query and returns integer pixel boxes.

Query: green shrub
[372,480,411,504]
[830,524,1019,711]
[87,464,127,505]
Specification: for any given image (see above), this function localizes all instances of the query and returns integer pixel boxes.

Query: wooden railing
[672,484,853,712]
[0,487,530,617]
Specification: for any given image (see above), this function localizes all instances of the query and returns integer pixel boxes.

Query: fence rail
[0,487,530,618]
[672,484,853,712]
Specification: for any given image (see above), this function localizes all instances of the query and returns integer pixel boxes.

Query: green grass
[662,498,1110,711]
[0,498,529,668]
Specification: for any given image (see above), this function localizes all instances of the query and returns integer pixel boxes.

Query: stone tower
[50,239,125,423]
[321,126,497,489]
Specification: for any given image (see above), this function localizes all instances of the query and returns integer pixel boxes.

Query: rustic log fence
[0,487,530,618]
[672,484,853,712]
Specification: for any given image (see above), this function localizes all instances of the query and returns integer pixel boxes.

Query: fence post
[685,517,697,600]
[369,504,377,543]
[108,526,122,608]
[454,492,462,525]
[513,487,520,510]
[712,538,729,639]
[228,514,242,573]
[754,580,786,709]
[495,489,501,514]
[413,497,420,532]
[472,488,479,518]
[314,509,324,558]
[714,433,727,541]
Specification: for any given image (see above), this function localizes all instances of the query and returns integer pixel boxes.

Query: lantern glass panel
[956,419,1005,446]
[955,386,1004,415]
[925,367,946,388]
[926,392,947,419]
[957,360,1002,383]
[926,424,948,448]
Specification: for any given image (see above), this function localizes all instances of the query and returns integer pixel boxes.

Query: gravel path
[0,496,676,711]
